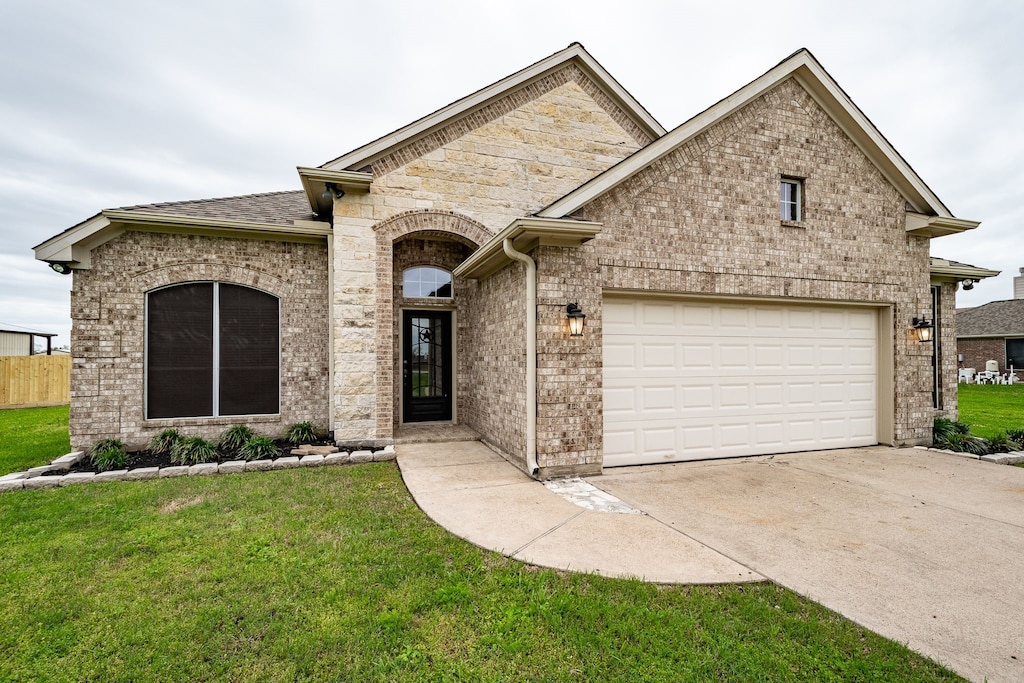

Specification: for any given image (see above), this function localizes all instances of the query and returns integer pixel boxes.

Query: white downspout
[502,238,539,477]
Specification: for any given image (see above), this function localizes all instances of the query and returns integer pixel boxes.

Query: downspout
[502,238,539,477]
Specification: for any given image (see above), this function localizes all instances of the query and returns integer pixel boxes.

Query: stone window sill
[781,220,805,229]
[143,414,282,429]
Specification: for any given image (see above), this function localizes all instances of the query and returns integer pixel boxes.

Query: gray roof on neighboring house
[957,299,1024,337]
[116,190,316,227]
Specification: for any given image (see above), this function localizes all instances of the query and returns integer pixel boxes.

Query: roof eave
[454,217,603,280]
[33,210,331,270]
[296,167,374,216]
[908,213,981,238]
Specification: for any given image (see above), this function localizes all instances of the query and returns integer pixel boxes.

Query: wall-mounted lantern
[912,316,934,343]
[566,302,586,337]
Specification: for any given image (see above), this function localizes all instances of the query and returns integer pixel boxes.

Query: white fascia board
[540,50,954,219]
[296,167,373,215]
[34,210,330,270]
[907,213,982,238]
[454,217,602,280]
[929,260,1000,280]
[320,44,665,174]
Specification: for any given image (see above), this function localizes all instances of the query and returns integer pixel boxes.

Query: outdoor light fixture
[49,262,72,275]
[321,183,345,201]
[961,278,975,291]
[912,316,934,343]
[566,302,586,337]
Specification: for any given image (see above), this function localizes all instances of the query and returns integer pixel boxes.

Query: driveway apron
[594,447,1024,683]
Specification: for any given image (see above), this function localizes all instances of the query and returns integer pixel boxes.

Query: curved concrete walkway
[397,440,762,584]
[399,441,1024,683]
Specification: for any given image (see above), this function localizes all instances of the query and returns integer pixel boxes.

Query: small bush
[286,421,321,445]
[1006,428,1024,444]
[172,437,218,466]
[150,429,182,455]
[90,438,127,472]
[938,432,991,456]
[238,436,281,461]
[219,425,255,454]
[933,417,970,442]
[988,432,1023,454]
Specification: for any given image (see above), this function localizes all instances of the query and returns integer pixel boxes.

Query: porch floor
[394,423,481,444]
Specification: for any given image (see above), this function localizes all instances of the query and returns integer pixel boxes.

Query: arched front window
[146,282,280,419]
[403,266,452,299]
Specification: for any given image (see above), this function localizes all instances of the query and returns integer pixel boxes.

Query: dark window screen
[218,284,280,416]
[147,283,214,418]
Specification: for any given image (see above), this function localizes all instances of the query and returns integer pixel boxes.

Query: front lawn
[0,464,961,682]
[957,383,1024,439]
[0,405,70,475]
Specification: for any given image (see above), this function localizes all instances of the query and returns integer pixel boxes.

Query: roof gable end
[317,43,665,174]
[538,49,965,221]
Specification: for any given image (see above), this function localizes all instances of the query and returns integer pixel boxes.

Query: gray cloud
[1,0,1020,344]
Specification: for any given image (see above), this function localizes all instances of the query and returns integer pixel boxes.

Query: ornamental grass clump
[219,425,255,455]
[238,435,281,461]
[171,436,218,466]
[90,438,127,472]
[150,429,182,455]
[286,421,321,445]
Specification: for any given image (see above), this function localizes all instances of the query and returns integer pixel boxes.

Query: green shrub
[1006,428,1024,444]
[238,436,281,461]
[219,425,255,454]
[937,432,991,456]
[90,438,127,472]
[286,421,321,444]
[933,417,970,442]
[172,437,218,466]
[988,432,1023,454]
[150,429,182,455]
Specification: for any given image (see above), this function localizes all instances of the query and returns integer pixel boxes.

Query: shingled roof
[957,299,1024,337]
[116,190,316,227]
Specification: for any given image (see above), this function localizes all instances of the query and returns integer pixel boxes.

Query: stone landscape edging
[0,445,397,493]
[914,445,1024,464]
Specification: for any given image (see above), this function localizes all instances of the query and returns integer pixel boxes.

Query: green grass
[0,466,961,682]
[957,383,1024,439]
[0,405,70,475]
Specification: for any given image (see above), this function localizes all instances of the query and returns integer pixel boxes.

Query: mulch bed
[44,439,343,476]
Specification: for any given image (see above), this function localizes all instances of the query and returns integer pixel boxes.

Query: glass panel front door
[403,310,453,422]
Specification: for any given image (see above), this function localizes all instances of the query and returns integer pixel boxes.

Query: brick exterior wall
[958,337,1005,376]
[561,77,936,457]
[69,232,329,451]
[936,281,959,420]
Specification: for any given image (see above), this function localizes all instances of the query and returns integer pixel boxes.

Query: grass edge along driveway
[0,463,962,682]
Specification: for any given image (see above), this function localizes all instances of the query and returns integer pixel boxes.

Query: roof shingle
[116,190,316,227]
[957,299,1024,337]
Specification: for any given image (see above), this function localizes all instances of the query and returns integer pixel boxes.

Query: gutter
[502,238,539,477]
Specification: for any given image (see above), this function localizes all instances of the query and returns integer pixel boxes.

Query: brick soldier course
[35,43,994,476]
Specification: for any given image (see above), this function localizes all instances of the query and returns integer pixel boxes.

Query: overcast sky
[1,0,1020,347]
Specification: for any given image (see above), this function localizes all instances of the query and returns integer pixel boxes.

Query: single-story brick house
[957,269,1024,378]
[35,44,996,477]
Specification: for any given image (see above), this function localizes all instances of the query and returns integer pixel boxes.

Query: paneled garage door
[603,297,878,467]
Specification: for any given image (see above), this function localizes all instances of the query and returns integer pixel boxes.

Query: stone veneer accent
[69,232,329,451]
[331,67,648,446]
[936,281,959,419]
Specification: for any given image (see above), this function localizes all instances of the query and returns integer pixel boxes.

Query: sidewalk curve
[397,440,762,584]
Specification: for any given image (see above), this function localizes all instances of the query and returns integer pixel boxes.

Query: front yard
[957,383,1024,439]
[0,409,961,681]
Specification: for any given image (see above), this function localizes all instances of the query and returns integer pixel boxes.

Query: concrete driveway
[594,447,1024,683]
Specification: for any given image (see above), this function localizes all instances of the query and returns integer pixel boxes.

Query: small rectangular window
[780,178,802,222]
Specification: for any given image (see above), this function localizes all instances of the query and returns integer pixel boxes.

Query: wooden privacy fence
[0,355,71,407]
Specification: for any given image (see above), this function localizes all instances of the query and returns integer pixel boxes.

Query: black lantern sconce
[566,302,586,337]
[912,316,934,343]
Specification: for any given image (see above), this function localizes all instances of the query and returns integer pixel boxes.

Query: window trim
[402,266,454,300]
[144,281,282,420]
[780,177,803,222]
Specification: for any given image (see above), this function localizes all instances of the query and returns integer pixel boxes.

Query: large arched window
[147,282,280,419]
[403,266,452,298]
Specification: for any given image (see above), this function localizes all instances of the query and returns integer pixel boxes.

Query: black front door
[403,310,453,423]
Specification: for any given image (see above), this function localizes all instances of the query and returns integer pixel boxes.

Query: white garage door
[603,297,878,467]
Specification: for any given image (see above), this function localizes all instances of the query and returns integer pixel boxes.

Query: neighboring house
[958,268,1024,378]
[34,44,995,477]
[0,325,57,356]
